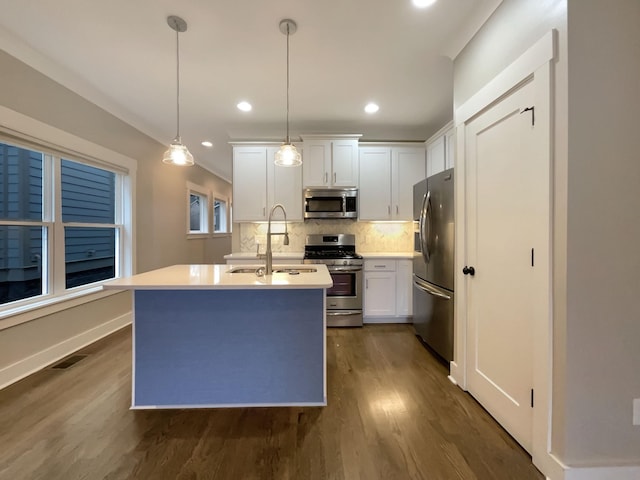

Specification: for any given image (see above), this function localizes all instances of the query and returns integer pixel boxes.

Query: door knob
[463,266,475,276]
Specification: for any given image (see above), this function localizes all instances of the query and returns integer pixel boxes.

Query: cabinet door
[358,147,391,220]
[232,147,267,221]
[302,141,330,187]
[426,135,446,177]
[396,260,413,317]
[364,271,396,317]
[331,139,359,187]
[445,128,456,169]
[392,147,425,220]
[267,146,303,221]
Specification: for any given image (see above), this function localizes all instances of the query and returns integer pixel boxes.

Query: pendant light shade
[275,19,302,167]
[163,138,194,165]
[163,15,194,166]
[274,143,301,166]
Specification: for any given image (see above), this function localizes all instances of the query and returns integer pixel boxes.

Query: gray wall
[454,0,640,468]
[563,0,640,464]
[0,49,232,379]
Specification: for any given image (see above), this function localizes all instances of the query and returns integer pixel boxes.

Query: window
[0,140,131,308]
[214,197,228,234]
[187,183,209,235]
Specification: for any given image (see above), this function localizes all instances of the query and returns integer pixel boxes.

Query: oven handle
[327,266,363,272]
[326,310,362,316]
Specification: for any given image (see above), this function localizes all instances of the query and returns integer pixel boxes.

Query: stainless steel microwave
[304,188,358,219]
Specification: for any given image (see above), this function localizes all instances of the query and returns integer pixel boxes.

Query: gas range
[302,234,363,266]
[303,234,363,327]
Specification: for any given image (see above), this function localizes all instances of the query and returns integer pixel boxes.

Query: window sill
[0,285,126,332]
[187,232,210,240]
[186,232,231,240]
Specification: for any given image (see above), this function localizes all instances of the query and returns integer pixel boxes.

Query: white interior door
[465,78,543,453]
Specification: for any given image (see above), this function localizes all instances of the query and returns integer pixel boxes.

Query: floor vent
[50,354,88,370]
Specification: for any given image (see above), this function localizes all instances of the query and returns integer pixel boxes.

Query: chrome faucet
[265,203,290,275]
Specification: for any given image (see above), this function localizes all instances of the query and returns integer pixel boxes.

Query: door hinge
[531,389,534,408]
[531,248,535,267]
[521,106,535,126]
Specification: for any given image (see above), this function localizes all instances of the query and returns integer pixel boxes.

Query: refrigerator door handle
[326,310,362,316]
[413,275,451,300]
[419,191,431,263]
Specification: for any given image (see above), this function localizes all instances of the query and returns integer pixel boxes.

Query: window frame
[212,193,230,236]
[0,109,135,327]
[186,182,210,238]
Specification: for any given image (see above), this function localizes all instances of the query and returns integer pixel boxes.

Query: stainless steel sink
[273,267,317,274]
[227,267,262,274]
[227,266,317,275]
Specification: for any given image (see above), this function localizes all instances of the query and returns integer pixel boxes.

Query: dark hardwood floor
[0,324,543,480]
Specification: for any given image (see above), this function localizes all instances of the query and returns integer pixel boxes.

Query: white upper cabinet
[233,146,269,221]
[359,144,425,221]
[426,135,445,177]
[446,127,456,170]
[267,146,303,221]
[232,144,302,222]
[426,121,455,177]
[302,136,360,188]
[359,147,392,220]
[392,147,426,220]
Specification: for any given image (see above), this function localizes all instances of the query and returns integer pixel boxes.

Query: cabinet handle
[374,265,386,268]
[366,279,369,289]
[263,207,265,216]
[396,205,399,215]
[333,172,336,183]
[388,205,391,215]
[325,172,328,184]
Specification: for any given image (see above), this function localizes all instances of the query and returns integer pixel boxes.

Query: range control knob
[343,260,348,265]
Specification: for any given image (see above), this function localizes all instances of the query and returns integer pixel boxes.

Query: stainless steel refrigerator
[412,168,454,363]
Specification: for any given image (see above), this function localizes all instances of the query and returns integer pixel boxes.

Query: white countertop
[103,264,333,290]
[361,252,415,259]
[224,252,304,260]
[225,251,415,260]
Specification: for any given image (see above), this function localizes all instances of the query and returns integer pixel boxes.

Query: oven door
[326,266,362,310]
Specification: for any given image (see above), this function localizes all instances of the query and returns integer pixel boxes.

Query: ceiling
[0,0,501,181]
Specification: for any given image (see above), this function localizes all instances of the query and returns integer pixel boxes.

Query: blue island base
[132,288,325,408]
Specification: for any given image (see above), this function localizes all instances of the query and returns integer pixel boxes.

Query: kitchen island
[103,264,332,409]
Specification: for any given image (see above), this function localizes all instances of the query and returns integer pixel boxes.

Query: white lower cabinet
[363,258,413,323]
[396,260,413,316]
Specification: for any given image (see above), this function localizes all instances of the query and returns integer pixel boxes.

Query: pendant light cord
[175,26,181,140]
[285,22,290,144]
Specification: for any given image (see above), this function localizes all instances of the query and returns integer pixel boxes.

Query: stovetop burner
[303,248,362,260]
[303,233,363,265]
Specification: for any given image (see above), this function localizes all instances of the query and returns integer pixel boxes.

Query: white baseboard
[561,465,640,480]
[363,316,412,324]
[0,312,131,391]
[449,360,465,389]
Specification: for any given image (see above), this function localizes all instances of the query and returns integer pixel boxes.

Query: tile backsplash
[233,220,414,253]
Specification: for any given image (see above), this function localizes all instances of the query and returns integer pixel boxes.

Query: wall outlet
[634,398,640,426]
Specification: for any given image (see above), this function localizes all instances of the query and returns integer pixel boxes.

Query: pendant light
[274,19,302,167]
[162,15,194,166]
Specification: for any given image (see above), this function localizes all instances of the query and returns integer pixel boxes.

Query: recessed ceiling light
[237,101,252,112]
[412,0,436,8]
[201,141,213,147]
[365,103,380,114]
